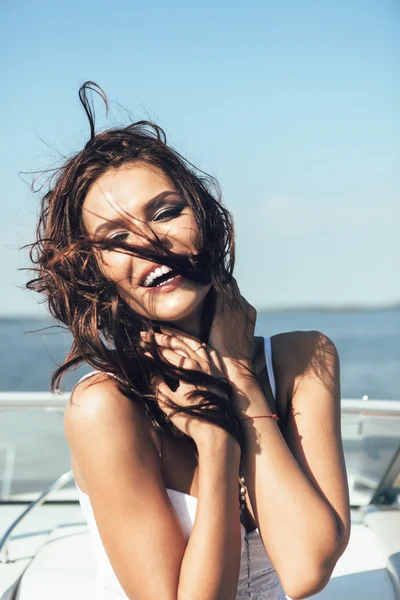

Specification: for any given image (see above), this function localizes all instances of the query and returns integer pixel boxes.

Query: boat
[1,392,399,599]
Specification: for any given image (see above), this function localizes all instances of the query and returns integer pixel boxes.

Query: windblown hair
[26,81,244,446]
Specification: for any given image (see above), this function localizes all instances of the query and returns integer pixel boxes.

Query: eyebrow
[93,191,182,238]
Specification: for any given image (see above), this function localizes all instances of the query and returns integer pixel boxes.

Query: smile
[142,265,175,288]
[144,273,184,293]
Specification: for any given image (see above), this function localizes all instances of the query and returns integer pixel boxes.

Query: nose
[128,223,174,286]
[126,220,159,248]
[131,219,179,252]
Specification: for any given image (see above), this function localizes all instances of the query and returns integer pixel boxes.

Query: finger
[159,326,199,344]
[144,330,210,364]
[151,374,176,418]
[141,331,222,378]
[207,346,224,373]
[140,340,191,362]
[156,348,202,372]
[141,331,190,355]
[155,330,223,375]
[159,327,210,361]
[152,375,202,425]
[152,374,172,399]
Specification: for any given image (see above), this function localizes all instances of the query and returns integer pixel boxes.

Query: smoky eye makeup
[101,208,186,246]
[152,203,186,221]
[108,231,130,242]
[95,194,188,242]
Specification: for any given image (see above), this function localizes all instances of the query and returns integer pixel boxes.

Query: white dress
[75,337,287,599]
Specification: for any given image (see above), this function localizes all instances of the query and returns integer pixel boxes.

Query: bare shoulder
[66,371,144,420]
[270,329,337,363]
[64,372,153,474]
[270,330,339,400]
[65,371,146,428]
[63,374,190,598]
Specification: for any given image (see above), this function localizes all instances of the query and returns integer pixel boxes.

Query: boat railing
[0,469,74,564]
[0,393,399,413]
[1,394,400,564]
[0,392,69,411]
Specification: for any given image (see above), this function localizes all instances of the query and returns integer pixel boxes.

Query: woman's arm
[180,434,242,600]
[226,331,351,600]
[65,374,242,600]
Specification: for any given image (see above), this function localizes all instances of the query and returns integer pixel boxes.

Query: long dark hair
[26,81,245,446]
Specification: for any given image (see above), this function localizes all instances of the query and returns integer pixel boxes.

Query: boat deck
[1,498,399,600]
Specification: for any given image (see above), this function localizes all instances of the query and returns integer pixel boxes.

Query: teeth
[143,265,172,287]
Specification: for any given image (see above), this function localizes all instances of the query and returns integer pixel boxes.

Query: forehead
[82,162,176,235]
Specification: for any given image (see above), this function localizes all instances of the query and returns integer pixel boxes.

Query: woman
[27,82,350,600]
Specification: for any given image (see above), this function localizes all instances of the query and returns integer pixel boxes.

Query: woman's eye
[109,232,129,242]
[153,206,184,222]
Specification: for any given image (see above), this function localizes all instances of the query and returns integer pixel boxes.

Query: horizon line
[1,301,399,319]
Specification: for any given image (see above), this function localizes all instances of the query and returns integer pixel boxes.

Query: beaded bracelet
[241,413,279,422]
[238,468,252,597]
[239,414,278,596]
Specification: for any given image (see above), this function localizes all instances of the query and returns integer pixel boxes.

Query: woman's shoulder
[64,370,151,455]
[66,370,129,413]
[271,329,336,356]
[270,330,338,394]
[64,370,160,494]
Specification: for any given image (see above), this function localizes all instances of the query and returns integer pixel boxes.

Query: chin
[120,282,212,325]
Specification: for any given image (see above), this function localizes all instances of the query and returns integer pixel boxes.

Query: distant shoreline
[257,304,400,314]
[1,304,399,320]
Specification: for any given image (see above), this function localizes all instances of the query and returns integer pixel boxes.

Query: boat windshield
[0,395,400,507]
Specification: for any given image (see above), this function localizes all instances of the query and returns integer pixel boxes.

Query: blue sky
[1,0,399,315]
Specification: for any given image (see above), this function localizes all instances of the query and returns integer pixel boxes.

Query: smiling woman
[25,82,350,600]
[82,163,212,324]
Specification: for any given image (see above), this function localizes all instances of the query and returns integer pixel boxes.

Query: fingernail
[140,331,149,339]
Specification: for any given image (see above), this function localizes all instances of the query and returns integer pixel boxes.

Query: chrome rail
[0,393,399,414]
[340,399,400,416]
[0,443,16,500]
[0,392,69,411]
[0,394,399,564]
[0,469,74,564]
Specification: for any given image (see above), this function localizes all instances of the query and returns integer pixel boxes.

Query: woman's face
[82,162,212,325]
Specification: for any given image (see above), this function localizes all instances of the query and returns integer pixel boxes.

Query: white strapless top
[75,337,287,599]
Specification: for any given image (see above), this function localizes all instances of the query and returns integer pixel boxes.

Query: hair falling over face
[25,81,247,448]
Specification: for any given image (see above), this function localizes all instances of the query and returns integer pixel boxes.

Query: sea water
[0,310,399,497]
[1,309,398,399]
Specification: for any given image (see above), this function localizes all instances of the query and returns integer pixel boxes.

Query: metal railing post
[0,470,74,564]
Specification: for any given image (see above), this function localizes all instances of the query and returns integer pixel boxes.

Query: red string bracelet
[241,414,279,422]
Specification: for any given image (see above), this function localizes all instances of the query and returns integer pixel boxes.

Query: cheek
[97,251,135,285]
[166,216,201,252]
[94,215,201,288]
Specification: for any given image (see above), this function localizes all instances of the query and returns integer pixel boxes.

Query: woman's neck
[168,294,210,339]
[171,311,202,338]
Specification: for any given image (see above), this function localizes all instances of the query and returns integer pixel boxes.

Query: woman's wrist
[221,357,257,391]
[195,427,241,459]
[221,356,254,375]
[227,375,267,414]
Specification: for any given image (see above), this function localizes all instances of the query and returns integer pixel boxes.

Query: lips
[143,265,174,288]
[144,273,183,293]
[138,263,165,287]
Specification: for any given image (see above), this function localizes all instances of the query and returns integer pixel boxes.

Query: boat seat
[310,507,400,599]
[15,506,400,600]
[17,522,96,600]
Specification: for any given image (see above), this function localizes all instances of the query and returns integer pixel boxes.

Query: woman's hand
[140,329,234,447]
[208,278,257,382]
[140,328,225,379]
